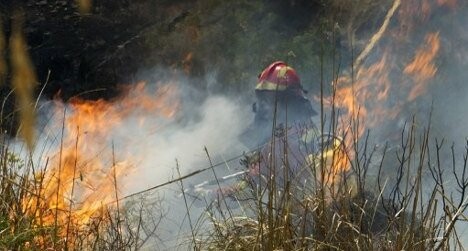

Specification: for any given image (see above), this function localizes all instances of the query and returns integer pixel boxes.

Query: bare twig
[354,0,401,69]
[176,159,198,250]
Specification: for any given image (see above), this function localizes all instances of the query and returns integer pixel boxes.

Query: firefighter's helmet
[255,61,305,97]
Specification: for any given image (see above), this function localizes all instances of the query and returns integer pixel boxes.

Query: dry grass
[0,134,163,250]
[9,12,37,150]
[190,109,468,251]
[0,1,467,250]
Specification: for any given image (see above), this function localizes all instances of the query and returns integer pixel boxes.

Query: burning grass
[0,75,467,250]
[0,81,180,250]
[190,115,468,251]
[0,1,467,250]
[185,2,468,249]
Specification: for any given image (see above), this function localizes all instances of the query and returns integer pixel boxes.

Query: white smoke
[352,5,468,247]
[33,73,252,191]
[120,88,253,250]
[125,94,252,193]
[11,3,468,249]
[27,70,254,249]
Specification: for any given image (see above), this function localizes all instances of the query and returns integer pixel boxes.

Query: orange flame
[321,53,398,187]
[322,3,444,188]
[404,32,440,101]
[332,9,442,138]
[24,82,180,232]
[333,53,396,134]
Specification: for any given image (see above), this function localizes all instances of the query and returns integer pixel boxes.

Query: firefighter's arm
[216,151,262,197]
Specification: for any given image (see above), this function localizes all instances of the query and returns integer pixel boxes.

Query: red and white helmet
[255,61,305,97]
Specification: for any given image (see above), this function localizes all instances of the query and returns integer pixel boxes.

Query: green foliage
[0,150,41,250]
[139,0,341,94]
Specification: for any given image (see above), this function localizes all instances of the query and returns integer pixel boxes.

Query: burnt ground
[6,0,197,100]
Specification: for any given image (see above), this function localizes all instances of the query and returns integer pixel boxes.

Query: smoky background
[5,1,468,249]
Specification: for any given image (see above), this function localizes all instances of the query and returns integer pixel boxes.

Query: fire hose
[178,133,345,207]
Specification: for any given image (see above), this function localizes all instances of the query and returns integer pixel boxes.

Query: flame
[332,5,442,138]
[333,53,396,135]
[320,1,445,190]
[24,81,180,233]
[310,137,351,195]
[404,32,440,101]
[320,53,397,188]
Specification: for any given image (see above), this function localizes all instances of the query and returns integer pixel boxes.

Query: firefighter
[191,61,321,205]
[243,61,317,147]
[246,61,319,185]
[187,62,356,239]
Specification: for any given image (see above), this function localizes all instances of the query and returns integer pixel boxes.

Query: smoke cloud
[8,2,468,249]
[24,70,253,249]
